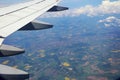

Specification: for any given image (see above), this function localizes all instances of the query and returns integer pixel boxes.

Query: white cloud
[41,0,120,18]
[98,16,120,27]
[99,16,119,23]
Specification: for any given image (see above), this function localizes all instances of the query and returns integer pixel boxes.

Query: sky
[0,0,120,27]
[41,0,120,17]
[0,0,120,17]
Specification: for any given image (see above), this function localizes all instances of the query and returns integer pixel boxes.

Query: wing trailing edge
[0,0,59,39]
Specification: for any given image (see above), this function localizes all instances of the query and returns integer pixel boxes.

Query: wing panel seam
[0,0,45,17]
[0,1,57,31]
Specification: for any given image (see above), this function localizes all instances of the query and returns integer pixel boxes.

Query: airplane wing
[0,0,59,44]
[0,0,68,80]
[0,0,68,57]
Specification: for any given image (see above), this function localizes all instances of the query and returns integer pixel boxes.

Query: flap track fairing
[0,64,29,80]
[0,44,25,57]
[48,6,68,12]
[19,21,53,31]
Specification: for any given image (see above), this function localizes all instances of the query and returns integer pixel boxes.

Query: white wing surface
[0,0,59,45]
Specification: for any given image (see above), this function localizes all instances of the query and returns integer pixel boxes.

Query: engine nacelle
[48,6,68,12]
[0,44,25,57]
[19,21,53,31]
